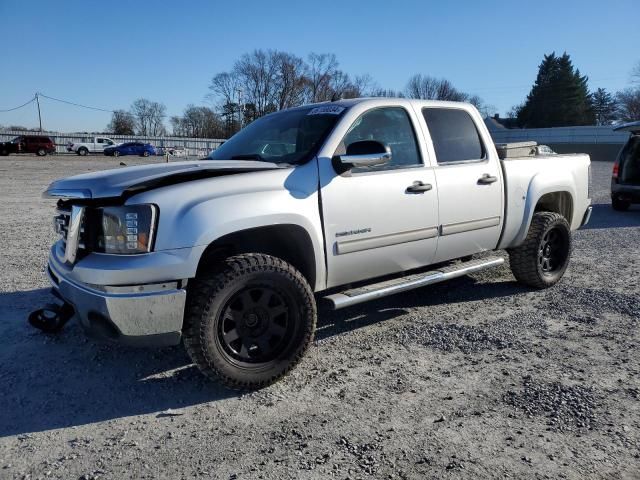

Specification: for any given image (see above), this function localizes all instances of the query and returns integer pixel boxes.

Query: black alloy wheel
[183,253,316,389]
[538,227,569,275]
[508,211,572,289]
[218,286,293,364]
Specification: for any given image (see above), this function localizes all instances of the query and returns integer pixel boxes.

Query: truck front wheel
[508,212,571,289]
[183,253,316,390]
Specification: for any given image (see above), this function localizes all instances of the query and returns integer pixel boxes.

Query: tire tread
[508,212,571,289]
[183,253,316,390]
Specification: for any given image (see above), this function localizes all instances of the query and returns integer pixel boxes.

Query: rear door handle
[478,174,498,185]
[406,181,433,193]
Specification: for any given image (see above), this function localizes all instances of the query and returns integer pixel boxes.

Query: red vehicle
[0,135,56,156]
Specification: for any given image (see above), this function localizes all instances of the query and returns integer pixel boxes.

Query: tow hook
[28,301,74,333]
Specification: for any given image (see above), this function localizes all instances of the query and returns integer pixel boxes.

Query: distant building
[484,114,519,132]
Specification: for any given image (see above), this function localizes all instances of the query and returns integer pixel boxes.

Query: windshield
[11,137,22,143]
[208,105,346,164]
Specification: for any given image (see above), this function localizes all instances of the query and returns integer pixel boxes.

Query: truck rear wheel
[78,147,88,156]
[508,212,571,289]
[183,253,316,390]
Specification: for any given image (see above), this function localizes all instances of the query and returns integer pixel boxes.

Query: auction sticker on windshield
[307,105,346,115]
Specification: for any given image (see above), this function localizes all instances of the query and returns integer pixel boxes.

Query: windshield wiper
[230,154,264,161]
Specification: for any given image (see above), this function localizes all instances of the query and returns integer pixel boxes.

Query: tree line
[105,49,493,138]
[102,50,640,138]
[510,52,640,128]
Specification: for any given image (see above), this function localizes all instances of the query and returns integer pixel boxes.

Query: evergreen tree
[517,52,595,127]
[592,88,618,125]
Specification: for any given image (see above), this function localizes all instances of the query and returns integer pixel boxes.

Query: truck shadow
[0,276,525,437]
[316,275,527,340]
[0,288,235,438]
[582,203,640,230]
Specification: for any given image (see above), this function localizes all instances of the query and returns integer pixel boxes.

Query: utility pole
[35,92,43,132]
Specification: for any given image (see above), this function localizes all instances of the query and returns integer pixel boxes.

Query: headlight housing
[90,204,157,254]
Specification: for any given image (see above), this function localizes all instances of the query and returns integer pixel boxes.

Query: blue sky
[1,0,637,132]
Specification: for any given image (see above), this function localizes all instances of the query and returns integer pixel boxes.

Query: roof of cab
[283,97,474,112]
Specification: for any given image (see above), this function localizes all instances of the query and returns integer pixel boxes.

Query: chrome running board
[324,256,505,310]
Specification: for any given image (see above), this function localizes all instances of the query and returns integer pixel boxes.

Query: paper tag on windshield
[307,105,345,115]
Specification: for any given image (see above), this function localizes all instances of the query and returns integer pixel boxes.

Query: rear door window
[422,108,485,164]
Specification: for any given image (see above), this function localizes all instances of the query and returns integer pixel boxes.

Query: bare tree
[370,88,405,98]
[171,105,224,138]
[130,99,166,136]
[208,72,240,108]
[405,74,467,101]
[274,52,307,110]
[616,88,640,122]
[305,53,339,102]
[235,49,280,117]
[466,95,495,118]
[107,109,135,135]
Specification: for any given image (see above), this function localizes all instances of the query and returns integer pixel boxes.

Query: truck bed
[498,153,591,249]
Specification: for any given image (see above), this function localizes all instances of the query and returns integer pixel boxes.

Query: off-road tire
[508,212,571,289]
[78,147,88,156]
[612,197,630,211]
[183,253,316,390]
[36,148,46,157]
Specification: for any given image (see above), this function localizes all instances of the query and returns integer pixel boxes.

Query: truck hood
[43,160,287,199]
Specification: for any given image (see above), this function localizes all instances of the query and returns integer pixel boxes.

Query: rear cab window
[422,108,486,164]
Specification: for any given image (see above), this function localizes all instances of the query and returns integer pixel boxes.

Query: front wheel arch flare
[196,224,317,290]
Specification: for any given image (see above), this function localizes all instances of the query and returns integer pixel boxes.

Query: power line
[38,93,115,113]
[0,96,36,112]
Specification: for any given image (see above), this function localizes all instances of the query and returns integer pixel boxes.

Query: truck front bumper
[47,253,187,347]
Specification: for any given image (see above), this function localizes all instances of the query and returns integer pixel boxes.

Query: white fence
[487,125,627,145]
[0,130,226,156]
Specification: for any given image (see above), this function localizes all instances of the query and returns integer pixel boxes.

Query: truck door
[318,105,439,288]
[96,138,104,152]
[420,107,503,262]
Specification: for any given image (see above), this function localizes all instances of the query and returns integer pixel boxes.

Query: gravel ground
[0,155,639,480]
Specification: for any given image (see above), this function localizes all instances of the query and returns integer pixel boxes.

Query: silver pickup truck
[36,98,592,389]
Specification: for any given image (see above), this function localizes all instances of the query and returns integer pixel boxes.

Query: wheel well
[534,191,573,222]
[196,224,316,288]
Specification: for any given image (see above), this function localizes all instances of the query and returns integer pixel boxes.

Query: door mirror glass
[339,140,392,168]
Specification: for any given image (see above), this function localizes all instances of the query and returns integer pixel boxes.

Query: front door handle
[406,181,433,193]
[478,174,498,185]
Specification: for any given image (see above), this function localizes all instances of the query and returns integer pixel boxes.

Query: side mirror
[338,140,392,168]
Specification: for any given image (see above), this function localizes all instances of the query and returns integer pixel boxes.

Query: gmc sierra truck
[35,98,592,389]
[66,136,116,155]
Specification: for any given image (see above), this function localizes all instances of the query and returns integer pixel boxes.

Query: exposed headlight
[91,204,157,254]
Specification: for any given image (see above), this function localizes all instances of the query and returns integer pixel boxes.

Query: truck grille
[54,205,86,263]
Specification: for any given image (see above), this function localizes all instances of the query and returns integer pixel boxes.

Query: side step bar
[324,256,505,310]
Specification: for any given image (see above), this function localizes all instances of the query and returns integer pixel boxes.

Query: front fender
[128,162,327,290]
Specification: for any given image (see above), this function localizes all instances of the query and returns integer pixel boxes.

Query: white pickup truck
[37,98,591,389]
[66,136,116,155]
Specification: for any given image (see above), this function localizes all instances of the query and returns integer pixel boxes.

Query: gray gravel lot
[0,155,639,479]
